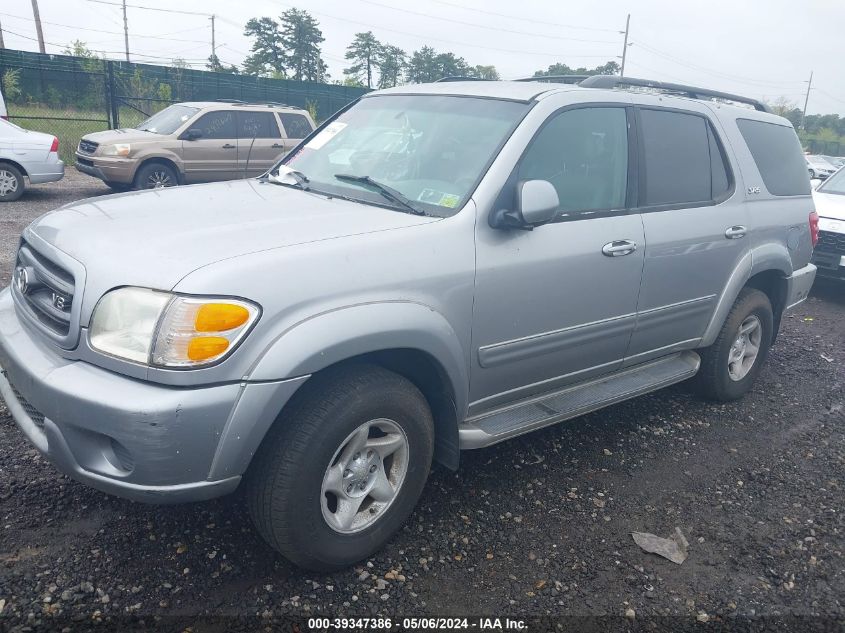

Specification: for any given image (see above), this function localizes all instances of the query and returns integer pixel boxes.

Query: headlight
[102,143,131,157]
[89,287,259,368]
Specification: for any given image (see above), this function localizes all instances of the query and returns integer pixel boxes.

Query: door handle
[725,225,747,239]
[271,143,284,149]
[222,143,236,149]
[602,240,638,257]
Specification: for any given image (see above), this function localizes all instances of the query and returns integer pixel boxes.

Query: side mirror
[182,128,202,141]
[810,178,822,190]
[490,180,559,230]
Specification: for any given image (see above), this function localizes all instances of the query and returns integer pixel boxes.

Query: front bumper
[74,153,135,184]
[0,288,305,504]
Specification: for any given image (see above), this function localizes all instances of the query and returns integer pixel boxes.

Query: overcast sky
[2,0,843,115]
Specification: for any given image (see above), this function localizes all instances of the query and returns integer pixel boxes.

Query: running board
[459,351,700,449]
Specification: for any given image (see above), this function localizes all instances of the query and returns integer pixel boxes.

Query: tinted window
[708,125,731,199]
[736,119,811,196]
[518,107,628,212]
[192,111,236,140]
[279,113,314,139]
[237,111,281,139]
[640,109,714,205]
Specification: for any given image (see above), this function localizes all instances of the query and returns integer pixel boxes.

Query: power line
[84,0,212,17]
[427,0,619,33]
[280,3,617,59]
[0,12,209,43]
[355,0,620,45]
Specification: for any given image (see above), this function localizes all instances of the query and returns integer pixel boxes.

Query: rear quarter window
[736,118,810,196]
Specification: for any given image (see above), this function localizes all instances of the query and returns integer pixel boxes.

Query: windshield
[280,95,529,216]
[818,166,845,195]
[136,104,200,135]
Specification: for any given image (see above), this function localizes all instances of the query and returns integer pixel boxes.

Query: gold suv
[75,101,316,190]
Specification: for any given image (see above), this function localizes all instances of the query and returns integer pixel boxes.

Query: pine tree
[344,31,381,89]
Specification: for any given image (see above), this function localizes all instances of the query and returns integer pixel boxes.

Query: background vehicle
[0,118,64,202]
[75,101,316,190]
[806,154,837,179]
[820,155,845,169]
[812,166,845,279]
[0,77,817,571]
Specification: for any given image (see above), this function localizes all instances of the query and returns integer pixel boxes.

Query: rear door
[625,105,745,365]
[279,112,315,151]
[236,110,285,178]
[180,110,238,182]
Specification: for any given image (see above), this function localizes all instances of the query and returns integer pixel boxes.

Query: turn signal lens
[195,303,250,332]
[187,336,230,361]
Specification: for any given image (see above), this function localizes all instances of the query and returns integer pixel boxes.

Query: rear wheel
[134,162,178,190]
[0,164,25,202]
[695,288,773,401]
[246,364,434,571]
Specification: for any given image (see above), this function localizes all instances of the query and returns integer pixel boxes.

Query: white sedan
[0,118,65,202]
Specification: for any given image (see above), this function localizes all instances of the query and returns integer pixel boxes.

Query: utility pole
[122,0,130,62]
[800,70,813,130]
[210,14,216,60]
[30,0,46,53]
[620,14,630,77]
[0,17,6,49]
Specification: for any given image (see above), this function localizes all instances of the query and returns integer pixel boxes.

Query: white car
[0,118,65,201]
[806,154,837,180]
[812,167,845,280]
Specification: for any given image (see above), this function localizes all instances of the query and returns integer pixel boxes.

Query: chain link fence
[0,49,369,164]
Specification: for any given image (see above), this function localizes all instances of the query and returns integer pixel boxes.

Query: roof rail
[215,98,247,104]
[513,75,589,84]
[435,76,490,82]
[579,75,770,112]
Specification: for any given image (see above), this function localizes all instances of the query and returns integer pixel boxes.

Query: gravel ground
[1,171,843,632]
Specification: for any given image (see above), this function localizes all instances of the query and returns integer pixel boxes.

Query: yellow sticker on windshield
[439,193,461,208]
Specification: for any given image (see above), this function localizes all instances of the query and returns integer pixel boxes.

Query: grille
[816,230,845,257]
[78,139,99,155]
[9,380,45,430]
[14,239,75,337]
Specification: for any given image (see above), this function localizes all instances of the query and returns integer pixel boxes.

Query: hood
[82,128,164,145]
[28,179,438,292]
[813,189,845,223]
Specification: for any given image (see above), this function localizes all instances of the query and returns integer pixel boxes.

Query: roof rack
[513,75,589,84]
[578,75,770,112]
[215,98,247,104]
[435,76,491,82]
[214,99,303,110]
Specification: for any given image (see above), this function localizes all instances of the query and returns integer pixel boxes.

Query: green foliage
[243,17,286,76]
[2,69,22,101]
[62,40,99,59]
[279,9,328,82]
[344,31,381,89]
[207,54,239,74]
[406,46,439,83]
[473,65,500,80]
[405,46,497,83]
[377,45,406,88]
[157,83,172,101]
[533,61,620,77]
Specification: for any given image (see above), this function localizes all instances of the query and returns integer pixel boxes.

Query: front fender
[248,301,470,418]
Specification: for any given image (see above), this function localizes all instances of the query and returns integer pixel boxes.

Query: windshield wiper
[334,173,426,216]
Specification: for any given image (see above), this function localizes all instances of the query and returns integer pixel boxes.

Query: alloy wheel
[727,315,762,381]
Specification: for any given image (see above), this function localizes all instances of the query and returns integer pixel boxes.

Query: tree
[243,17,286,76]
[377,45,406,88]
[63,39,99,59]
[472,65,499,80]
[207,54,240,74]
[406,46,439,83]
[344,31,381,89]
[434,52,471,78]
[533,60,620,77]
[279,8,328,82]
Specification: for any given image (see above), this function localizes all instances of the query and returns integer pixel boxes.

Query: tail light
[49,137,59,153]
[809,211,819,247]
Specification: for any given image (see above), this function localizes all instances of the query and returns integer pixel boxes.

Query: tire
[246,364,435,571]
[0,163,25,202]
[133,162,178,190]
[104,181,132,192]
[694,288,773,402]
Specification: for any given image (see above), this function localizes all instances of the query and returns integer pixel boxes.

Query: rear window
[279,113,314,139]
[736,119,810,196]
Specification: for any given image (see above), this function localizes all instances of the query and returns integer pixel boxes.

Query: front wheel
[246,364,434,571]
[134,162,178,190]
[694,288,773,401]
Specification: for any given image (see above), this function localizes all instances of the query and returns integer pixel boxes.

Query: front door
[625,106,747,364]
[471,105,645,414]
[237,110,286,178]
[181,110,238,182]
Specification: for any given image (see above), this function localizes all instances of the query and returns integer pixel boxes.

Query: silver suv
[0,77,818,570]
